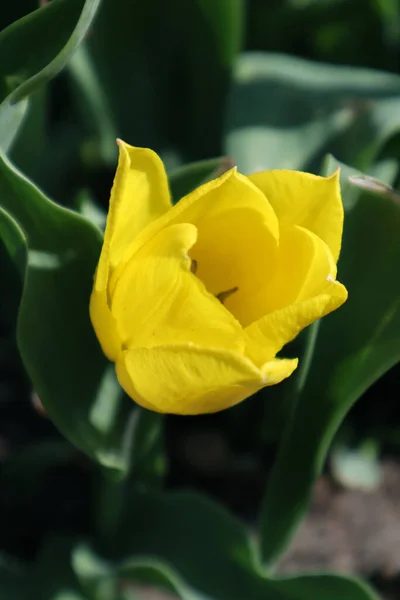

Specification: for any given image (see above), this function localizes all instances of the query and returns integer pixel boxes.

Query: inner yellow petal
[190,204,278,327]
[111,222,244,353]
[251,224,336,318]
[185,171,280,327]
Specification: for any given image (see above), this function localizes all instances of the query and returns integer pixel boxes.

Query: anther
[190,259,198,274]
[216,287,238,304]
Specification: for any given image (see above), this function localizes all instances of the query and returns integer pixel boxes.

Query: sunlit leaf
[225,52,400,173]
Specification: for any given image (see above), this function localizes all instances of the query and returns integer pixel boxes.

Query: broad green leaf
[121,558,378,600]
[10,88,47,183]
[83,0,242,162]
[260,157,400,566]
[178,0,244,158]
[225,52,400,173]
[0,206,26,276]
[169,157,234,203]
[75,189,106,230]
[0,98,28,154]
[195,0,244,68]
[0,0,101,151]
[0,154,135,476]
[117,491,377,600]
[84,0,171,151]
[68,46,118,166]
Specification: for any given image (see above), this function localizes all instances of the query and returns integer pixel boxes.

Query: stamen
[216,287,238,304]
[190,259,198,274]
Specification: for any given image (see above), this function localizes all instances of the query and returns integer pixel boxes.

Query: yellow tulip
[90,140,347,414]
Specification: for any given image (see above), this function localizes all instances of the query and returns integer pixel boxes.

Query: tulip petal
[89,287,121,361]
[248,169,343,262]
[187,172,280,327]
[115,344,297,414]
[253,225,337,317]
[90,142,171,359]
[107,140,172,268]
[110,168,280,299]
[111,222,244,353]
[245,279,348,366]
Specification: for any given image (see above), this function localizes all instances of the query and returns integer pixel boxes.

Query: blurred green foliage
[0,0,400,599]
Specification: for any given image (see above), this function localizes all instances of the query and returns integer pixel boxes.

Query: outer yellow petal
[89,288,121,361]
[90,141,171,359]
[111,222,244,353]
[115,344,297,415]
[245,279,348,366]
[261,357,298,385]
[106,140,171,269]
[248,169,343,262]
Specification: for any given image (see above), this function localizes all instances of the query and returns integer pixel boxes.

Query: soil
[278,461,400,599]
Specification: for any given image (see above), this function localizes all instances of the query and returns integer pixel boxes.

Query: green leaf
[72,544,118,600]
[129,410,166,487]
[225,52,400,173]
[9,88,47,182]
[117,491,377,600]
[0,0,102,151]
[178,0,244,158]
[68,46,118,166]
[0,206,26,276]
[260,157,400,566]
[0,98,28,154]
[194,0,244,68]
[0,0,101,105]
[0,153,135,476]
[169,157,234,203]
[28,539,86,600]
[83,0,242,162]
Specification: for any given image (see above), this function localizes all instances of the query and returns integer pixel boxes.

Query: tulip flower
[90,140,347,414]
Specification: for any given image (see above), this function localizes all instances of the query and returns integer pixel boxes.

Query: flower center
[190,257,239,305]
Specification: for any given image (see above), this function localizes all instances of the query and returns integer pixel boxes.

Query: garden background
[1,1,400,599]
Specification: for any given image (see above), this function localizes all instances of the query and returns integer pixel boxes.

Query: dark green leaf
[27,538,86,600]
[0,206,26,276]
[0,153,135,476]
[260,157,400,566]
[68,46,118,166]
[84,0,242,161]
[117,491,377,600]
